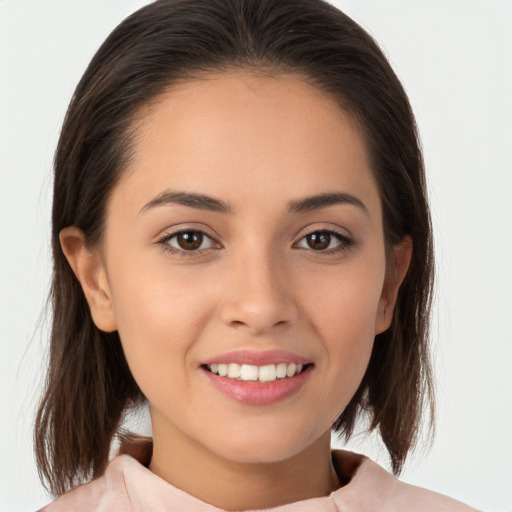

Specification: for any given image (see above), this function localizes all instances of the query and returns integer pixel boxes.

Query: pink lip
[202,349,311,366]
[201,364,313,406]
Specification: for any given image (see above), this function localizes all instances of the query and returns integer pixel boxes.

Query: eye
[158,230,218,254]
[295,230,352,252]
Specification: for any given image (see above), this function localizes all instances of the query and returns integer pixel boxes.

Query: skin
[61,71,411,510]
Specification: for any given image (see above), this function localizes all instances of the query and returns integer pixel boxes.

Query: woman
[34,0,479,510]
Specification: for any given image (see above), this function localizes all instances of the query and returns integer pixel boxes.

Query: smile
[201,349,313,404]
[206,362,305,382]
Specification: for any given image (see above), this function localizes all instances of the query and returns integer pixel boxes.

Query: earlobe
[375,236,413,334]
[59,226,117,332]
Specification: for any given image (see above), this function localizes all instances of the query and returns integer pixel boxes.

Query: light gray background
[1,1,511,510]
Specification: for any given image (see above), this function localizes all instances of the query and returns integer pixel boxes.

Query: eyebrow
[139,190,368,216]
[288,192,368,215]
[140,190,232,214]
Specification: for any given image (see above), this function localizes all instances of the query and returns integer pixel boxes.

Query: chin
[205,424,320,465]
[218,443,304,465]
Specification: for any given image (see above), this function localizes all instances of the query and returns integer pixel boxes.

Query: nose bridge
[220,241,299,334]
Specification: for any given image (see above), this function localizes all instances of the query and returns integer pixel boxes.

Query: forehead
[116,71,380,218]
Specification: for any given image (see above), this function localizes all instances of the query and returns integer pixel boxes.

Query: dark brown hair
[35,0,435,496]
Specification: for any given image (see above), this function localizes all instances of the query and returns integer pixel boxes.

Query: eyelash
[295,229,355,254]
[156,228,354,257]
[156,230,220,257]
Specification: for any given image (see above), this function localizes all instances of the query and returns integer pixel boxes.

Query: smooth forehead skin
[113,72,382,228]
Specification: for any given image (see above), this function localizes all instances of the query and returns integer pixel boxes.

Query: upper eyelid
[157,225,221,243]
[294,229,352,248]
[294,225,353,242]
[156,225,353,249]
[160,233,220,252]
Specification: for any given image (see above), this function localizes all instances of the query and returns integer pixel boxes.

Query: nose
[219,249,300,335]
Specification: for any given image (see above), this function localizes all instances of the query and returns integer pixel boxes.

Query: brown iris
[306,231,332,250]
[176,231,204,250]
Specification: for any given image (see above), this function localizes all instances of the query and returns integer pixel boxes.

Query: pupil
[308,232,330,250]
[178,231,203,250]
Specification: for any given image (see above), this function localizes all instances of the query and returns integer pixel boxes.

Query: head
[36,0,434,496]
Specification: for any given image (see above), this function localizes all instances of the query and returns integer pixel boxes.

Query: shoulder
[37,452,219,512]
[331,450,480,512]
[38,455,138,512]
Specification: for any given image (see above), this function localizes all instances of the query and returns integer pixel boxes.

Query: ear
[59,226,117,332]
[375,236,413,334]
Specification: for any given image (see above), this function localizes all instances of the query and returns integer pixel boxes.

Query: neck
[148,419,339,511]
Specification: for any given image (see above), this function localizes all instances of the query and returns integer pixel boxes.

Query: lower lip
[201,366,312,405]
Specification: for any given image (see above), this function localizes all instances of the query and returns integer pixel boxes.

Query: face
[69,72,402,465]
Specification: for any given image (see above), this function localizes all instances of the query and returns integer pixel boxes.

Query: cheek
[307,260,384,336]
[106,260,215,388]
[302,262,384,391]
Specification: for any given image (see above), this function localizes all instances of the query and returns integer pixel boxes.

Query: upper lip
[201,349,312,366]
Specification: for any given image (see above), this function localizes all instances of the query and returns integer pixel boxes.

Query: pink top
[40,449,479,512]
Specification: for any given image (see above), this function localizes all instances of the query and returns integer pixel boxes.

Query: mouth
[200,354,314,405]
[202,362,311,383]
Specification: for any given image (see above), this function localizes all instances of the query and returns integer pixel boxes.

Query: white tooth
[227,363,241,378]
[286,363,297,377]
[218,363,228,377]
[296,364,303,375]
[240,364,259,381]
[276,363,288,379]
[259,364,277,382]
[210,363,218,374]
